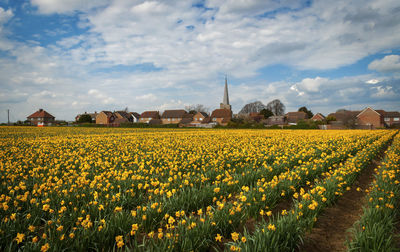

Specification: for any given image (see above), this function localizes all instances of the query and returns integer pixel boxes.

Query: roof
[285,111,307,123]
[311,113,325,120]
[383,111,400,117]
[328,110,360,122]
[161,110,187,118]
[195,112,209,118]
[357,107,382,117]
[140,111,160,118]
[211,109,232,118]
[27,109,55,119]
[115,111,131,119]
[202,117,211,123]
[100,111,114,117]
[130,112,141,118]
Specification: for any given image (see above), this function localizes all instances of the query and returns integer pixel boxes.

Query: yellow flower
[32,236,38,243]
[69,233,75,239]
[213,187,220,193]
[215,233,222,242]
[41,243,50,252]
[241,236,247,243]
[15,233,25,244]
[267,224,276,231]
[28,225,36,232]
[231,232,239,242]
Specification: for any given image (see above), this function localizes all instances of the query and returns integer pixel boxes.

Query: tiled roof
[161,110,187,118]
[286,111,307,123]
[180,118,193,124]
[27,109,55,119]
[140,111,160,118]
[211,109,231,118]
[383,111,400,117]
[130,112,140,118]
[115,111,131,119]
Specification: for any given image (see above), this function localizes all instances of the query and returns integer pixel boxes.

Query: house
[130,112,141,123]
[161,110,188,124]
[27,109,55,126]
[327,110,360,126]
[311,113,325,121]
[114,111,131,124]
[266,116,286,126]
[210,108,232,126]
[356,107,385,129]
[382,111,400,127]
[148,119,162,125]
[192,112,210,124]
[96,111,115,125]
[139,111,160,123]
[75,112,98,122]
[285,111,308,125]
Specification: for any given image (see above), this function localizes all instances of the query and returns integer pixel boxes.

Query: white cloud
[372,86,396,98]
[366,79,380,84]
[135,93,157,102]
[88,89,115,104]
[368,55,400,73]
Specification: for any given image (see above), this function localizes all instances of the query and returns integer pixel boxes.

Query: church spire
[223,75,229,105]
[220,75,232,110]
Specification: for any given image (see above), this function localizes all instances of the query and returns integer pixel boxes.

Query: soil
[298,144,391,252]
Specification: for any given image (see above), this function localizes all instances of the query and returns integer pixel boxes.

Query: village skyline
[0,0,400,123]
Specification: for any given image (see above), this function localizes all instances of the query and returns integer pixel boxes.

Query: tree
[185,104,208,114]
[260,108,273,119]
[78,114,92,123]
[266,99,285,116]
[298,106,313,119]
[239,101,266,114]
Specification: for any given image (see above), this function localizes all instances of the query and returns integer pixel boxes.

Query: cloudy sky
[0,0,400,122]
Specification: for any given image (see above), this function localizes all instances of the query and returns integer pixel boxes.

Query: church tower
[220,76,232,110]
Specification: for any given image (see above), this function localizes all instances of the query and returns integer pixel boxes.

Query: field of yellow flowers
[0,127,398,251]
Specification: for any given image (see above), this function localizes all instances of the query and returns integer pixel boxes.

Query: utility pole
[7,109,10,125]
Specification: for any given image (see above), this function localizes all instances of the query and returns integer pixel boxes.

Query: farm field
[0,127,399,251]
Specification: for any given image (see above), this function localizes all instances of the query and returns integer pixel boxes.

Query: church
[210,77,233,126]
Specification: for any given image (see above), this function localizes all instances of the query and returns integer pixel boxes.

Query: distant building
[139,111,160,123]
[130,112,141,123]
[161,110,188,124]
[96,111,115,125]
[266,115,286,126]
[220,76,232,111]
[192,112,210,124]
[211,109,232,126]
[311,113,325,121]
[285,111,308,125]
[383,111,400,127]
[27,109,55,126]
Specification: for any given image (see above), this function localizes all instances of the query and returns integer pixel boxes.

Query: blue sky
[0,0,399,122]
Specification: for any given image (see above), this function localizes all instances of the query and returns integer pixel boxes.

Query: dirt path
[299,143,391,252]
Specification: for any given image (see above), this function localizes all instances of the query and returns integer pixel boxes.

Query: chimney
[39,108,43,112]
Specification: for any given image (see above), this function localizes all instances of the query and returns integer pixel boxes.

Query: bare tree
[185,104,209,114]
[266,99,285,116]
[239,101,266,114]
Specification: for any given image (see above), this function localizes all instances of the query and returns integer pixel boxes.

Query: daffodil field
[0,127,398,251]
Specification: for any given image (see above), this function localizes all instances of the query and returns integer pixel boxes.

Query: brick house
[192,112,210,124]
[356,107,385,129]
[114,111,131,124]
[311,113,325,121]
[382,111,400,127]
[161,110,188,124]
[210,108,232,126]
[249,112,264,123]
[139,111,160,123]
[27,109,55,126]
[96,111,115,125]
[285,111,308,125]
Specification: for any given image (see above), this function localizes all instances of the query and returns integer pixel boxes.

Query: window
[384,117,390,121]
[394,118,399,121]
[199,118,203,121]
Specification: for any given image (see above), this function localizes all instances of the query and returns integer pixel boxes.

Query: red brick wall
[357,109,383,128]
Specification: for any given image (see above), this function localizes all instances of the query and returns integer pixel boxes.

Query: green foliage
[78,114,93,123]
[260,109,273,119]
[298,106,314,119]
